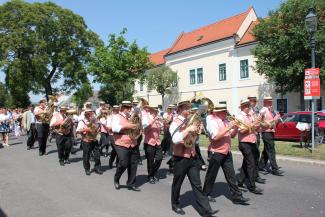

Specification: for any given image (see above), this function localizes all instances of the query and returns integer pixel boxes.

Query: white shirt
[112,112,127,133]
[0,114,10,123]
[206,115,219,139]
[169,115,186,144]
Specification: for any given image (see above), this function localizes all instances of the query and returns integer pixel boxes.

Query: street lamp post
[305,8,318,152]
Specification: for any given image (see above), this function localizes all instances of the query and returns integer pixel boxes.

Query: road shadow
[209,182,233,201]
[135,174,148,187]
[0,207,8,217]
[178,191,202,215]
[70,157,83,163]
[157,168,171,180]
[8,142,23,146]
[47,149,58,155]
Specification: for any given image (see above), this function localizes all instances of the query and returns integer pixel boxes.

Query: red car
[274,111,322,142]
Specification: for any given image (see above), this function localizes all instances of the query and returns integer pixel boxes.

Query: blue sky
[0,0,284,102]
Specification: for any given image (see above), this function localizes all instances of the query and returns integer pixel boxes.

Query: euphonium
[183,113,202,148]
[129,98,148,140]
[58,109,77,135]
[85,118,99,141]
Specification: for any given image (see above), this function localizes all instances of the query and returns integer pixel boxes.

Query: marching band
[17,94,285,217]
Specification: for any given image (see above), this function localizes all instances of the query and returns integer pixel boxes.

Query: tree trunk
[300,91,305,111]
[161,93,165,107]
[44,81,53,101]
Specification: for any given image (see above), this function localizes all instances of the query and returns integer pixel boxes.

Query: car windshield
[283,114,299,123]
[317,115,325,120]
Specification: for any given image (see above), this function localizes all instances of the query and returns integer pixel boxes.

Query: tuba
[129,98,148,140]
[84,117,100,141]
[183,96,214,148]
[39,95,58,123]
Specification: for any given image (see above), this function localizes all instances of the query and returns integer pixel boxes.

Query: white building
[134,7,324,114]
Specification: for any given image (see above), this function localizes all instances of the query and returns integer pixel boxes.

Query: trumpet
[226,112,254,133]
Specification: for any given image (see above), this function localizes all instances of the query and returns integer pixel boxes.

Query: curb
[200,147,325,167]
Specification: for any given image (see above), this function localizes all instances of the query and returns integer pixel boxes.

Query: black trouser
[195,142,206,167]
[203,151,242,199]
[136,135,143,161]
[36,123,49,154]
[254,133,261,178]
[108,135,119,166]
[81,140,101,171]
[161,130,172,155]
[56,134,72,162]
[238,142,256,189]
[172,155,212,216]
[26,124,37,148]
[144,144,163,178]
[99,132,109,154]
[114,145,138,186]
[259,132,279,171]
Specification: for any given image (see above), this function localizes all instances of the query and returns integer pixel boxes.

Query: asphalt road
[0,134,324,217]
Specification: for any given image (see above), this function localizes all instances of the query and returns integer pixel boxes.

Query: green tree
[145,65,178,104]
[252,0,325,109]
[71,82,93,108]
[0,82,10,107]
[0,0,101,100]
[90,28,152,104]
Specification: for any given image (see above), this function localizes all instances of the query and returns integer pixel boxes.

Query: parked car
[274,111,325,142]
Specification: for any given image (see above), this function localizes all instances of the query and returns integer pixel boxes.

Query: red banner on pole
[304,68,321,100]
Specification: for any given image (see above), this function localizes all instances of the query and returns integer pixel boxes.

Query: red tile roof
[166,7,253,55]
[237,20,259,46]
[149,48,170,65]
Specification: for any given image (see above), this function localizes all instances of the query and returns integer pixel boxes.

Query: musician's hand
[188,125,198,132]
[129,123,137,130]
[228,121,236,129]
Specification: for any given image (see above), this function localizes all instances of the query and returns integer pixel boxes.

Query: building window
[197,68,203,84]
[190,69,196,84]
[240,59,249,79]
[139,81,144,91]
[219,63,226,81]
[277,99,287,114]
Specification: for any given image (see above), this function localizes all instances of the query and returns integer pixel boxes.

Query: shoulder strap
[171,118,187,139]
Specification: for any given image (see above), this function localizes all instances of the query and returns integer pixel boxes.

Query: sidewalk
[200,147,325,166]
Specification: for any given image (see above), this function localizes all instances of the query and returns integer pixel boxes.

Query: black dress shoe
[153,176,159,182]
[127,186,141,192]
[204,209,219,217]
[172,205,185,215]
[232,196,250,205]
[208,196,216,202]
[248,187,263,195]
[59,161,65,166]
[114,181,120,190]
[94,168,103,175]
[272,169,284,176]
[39,152,44,156]
[148,177,156,184]
[27,147,31,150]
[64,159,71,164]
[255,177,266,184]
[85,170,91,176]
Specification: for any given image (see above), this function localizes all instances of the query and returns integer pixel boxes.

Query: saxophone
[39,95,58,123]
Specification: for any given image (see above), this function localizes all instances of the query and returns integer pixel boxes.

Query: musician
[143,106,163,184]
[98,108,110,157]
[76,109,103,176]
[203,104,249,205]
[78,102,92,121]
[50,106,73,166]
[34,99,50,156]
[170,101,217,216]
[112,101,140,191]
[161,105,175,156]
[108,105,119,169]
[258,97,283,176]
[236,99,263,194]
[248,96,265,184]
